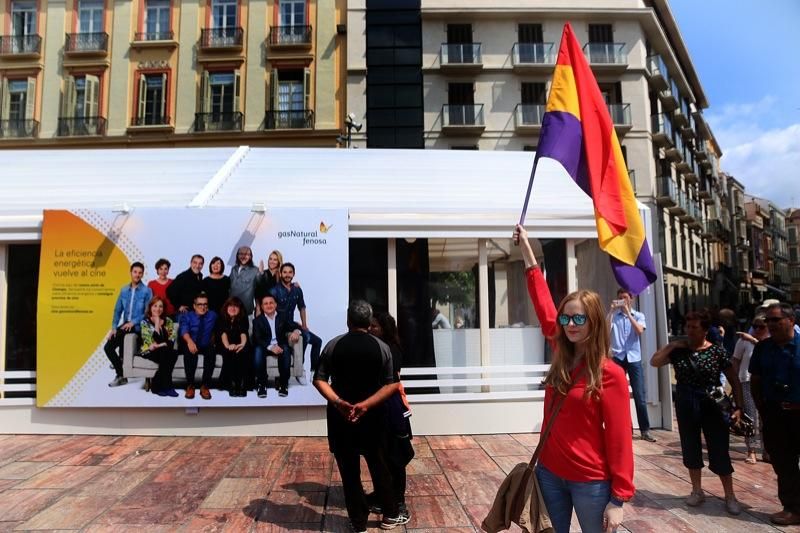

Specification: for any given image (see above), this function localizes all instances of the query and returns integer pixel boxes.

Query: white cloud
[706,97,800,208]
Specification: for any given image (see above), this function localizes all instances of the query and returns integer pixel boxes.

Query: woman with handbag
[732,314,769,464]
[651,310,744,514]
[514,225,634,533]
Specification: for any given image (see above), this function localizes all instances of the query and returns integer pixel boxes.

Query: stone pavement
[0,430,797,532]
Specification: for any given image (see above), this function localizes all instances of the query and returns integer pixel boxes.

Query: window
[279,0,304,27]
[144,0,170,38]
[518,23,543,43]
[204,71,238,115]
[445,24,474,63]
[588,24,613,43]
[58,75,103,135]
[521,82,546,105]
[2,79,34,121]
[447,82,474,125]
[78,0,104,33]
[135,72,167,125]
[268,68,310,128]
[211,0,236,29]
[11,0,37,36]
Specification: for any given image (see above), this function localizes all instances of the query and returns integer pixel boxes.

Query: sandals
[745,452,757,464]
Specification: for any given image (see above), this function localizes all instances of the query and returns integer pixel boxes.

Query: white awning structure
[0,146,611,240]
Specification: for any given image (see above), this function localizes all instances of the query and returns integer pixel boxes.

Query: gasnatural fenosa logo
[277,221,333,246]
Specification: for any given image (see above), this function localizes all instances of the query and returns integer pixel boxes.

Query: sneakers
[770,510,800,525]
[725,497,742,515]
[296,375,308,386]
[641,431,657,443]
[108,376,128,387]
[380,514,410,530]
[278,386,289,397]
[685,491,705,507]
[200,385,212,400]
[257,386,268,398]
[163,388,179,397]
[185,385,195,399]
[398,503,410,523]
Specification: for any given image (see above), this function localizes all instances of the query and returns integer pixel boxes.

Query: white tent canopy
[0,146,614,240]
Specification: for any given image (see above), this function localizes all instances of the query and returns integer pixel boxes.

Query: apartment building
[0,0,345,147]
[788,208,800,303]
[745,195,790,302]
[347,0,724,314]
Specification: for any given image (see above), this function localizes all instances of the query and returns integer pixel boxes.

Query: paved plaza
[0,429,797,532]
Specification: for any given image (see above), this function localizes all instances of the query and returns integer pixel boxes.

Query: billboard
[36,208,348,407]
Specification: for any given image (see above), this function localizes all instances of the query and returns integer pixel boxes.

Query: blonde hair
[543,289,610,398]
[268,250,284,271]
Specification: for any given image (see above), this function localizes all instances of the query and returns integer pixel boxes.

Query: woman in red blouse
[515,225,634,533]
[147,258,176,317]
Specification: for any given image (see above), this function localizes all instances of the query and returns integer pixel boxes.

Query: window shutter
[137,73,147,122]
[269,69,278,111]
[62,76,76,118]
[0,78,9,120]
[85,74,100,117]
[25,76,36,120]
[200,70,209,113]
[233,70,240,112]
[160,72,167,120]
[303,67,311,112]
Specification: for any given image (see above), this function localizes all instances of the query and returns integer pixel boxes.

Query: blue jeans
[535,465,612,533]
[301,329,322,372]
[613,357,651,433]
[253,344,290,388]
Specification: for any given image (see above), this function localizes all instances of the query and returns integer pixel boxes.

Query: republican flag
[534,22,657,294]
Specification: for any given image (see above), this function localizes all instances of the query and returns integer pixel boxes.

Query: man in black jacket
[167,255,204,313]
[252,294,299,398]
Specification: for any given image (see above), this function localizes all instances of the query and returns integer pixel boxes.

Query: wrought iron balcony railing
[65,32,109,53]
[0,119,39,138]
[267,25,312,46]
[57,116,106,136]
[194,112,243,132]
[131,115,171,127]
[264,110,314,129]
[0,34,41,55]
[200,27,244,49]
[134,30,174,41]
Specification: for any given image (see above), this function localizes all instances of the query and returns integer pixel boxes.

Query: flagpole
[518,153,541,226]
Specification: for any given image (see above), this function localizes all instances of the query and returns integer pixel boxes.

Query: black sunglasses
[558,313,587,326]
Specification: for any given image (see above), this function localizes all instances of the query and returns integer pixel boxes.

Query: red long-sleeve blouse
[526,266,635,501]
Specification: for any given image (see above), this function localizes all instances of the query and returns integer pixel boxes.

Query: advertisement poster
[36,208,348,408]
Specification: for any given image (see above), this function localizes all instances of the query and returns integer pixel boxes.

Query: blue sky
[670,0,800,208]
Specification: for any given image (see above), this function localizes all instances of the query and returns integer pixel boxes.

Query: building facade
[347,0,726,316]
[788,208,800,304]
[0,0,346,147]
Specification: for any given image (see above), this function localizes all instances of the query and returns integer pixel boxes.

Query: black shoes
[257,386,268,398]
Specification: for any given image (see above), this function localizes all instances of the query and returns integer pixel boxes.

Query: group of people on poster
[103,246,322,400]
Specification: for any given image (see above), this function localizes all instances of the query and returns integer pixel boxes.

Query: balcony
[441,104,484,135]
[0,34,42,57]
[511,42,555,71]
[697,178,712,200]
[200,27,244,50]
[669,190,687,215]
[651,114,674,146]
[608,103,631,133]
[194,112,243,132]
[0,119,39,138]
[131,30,177,48]
[582,42,627,72]
[673,98,690,127]
[264,110,314,130]
[695,142,709,161]
[665,133,684,161]
[514,104,545,132]
[65,32,109,55]
[645,54,668,90]
[129,115,172,130]
[440,43,483,73]
[57,116,106,136]
[655,176,679,207]
[681,111,696,139]
[658,77,679,111]
[676,143,691,172]
[267,25,312,48]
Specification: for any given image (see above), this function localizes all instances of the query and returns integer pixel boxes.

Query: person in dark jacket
[167,255,204,313]
[252,294,299,398]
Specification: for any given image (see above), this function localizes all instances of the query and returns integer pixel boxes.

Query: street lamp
[338,112,362,148]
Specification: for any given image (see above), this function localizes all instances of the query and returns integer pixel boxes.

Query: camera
[612,299,625,308]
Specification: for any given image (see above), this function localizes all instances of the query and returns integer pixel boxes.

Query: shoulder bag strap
[527,366,586,469]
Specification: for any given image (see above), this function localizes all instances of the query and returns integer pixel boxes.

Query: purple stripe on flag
[536,110,590,195]
[610,239,658,295]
